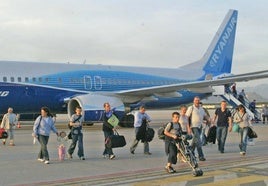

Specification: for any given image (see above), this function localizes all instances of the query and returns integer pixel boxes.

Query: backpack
[157,122,173,140]
[143,127,155,142]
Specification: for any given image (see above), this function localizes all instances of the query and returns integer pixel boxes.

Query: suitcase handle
[113,130,119,135]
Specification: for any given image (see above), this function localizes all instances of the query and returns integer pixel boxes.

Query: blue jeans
[239,127,248,153]
[191,127,204,158]
[216,126,228,152]
[38,135,50,161]
[103,130,114,156]
[3,128,15,144]
[68,133,84,157]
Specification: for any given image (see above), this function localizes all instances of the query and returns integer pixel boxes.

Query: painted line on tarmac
[12,155,268,186]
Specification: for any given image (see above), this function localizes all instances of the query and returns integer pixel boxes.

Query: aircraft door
[94,76,102,90]
[84,76,92,90]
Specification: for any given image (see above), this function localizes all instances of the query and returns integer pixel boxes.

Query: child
[57,131,69,161]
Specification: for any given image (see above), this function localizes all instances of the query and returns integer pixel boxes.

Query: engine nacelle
[67,94,125,123]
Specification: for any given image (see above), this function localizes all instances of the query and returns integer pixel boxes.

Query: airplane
[1,9,268,127]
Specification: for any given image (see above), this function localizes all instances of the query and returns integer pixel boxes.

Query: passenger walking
[186,96,210,161]
[261,104,268,124]
[249,100,256,113]
[212,100,232,153]
[233,104,252,156]
[33,107,58,164]
[179,105,191,135]
[57,131,69,161]
[249,100,258,123]
[231,83,237,98]
[199,102,210,146]
[102,102,116,159]
[1,107,18,146]
[164,112,182,173]
[67,106,85,160]
[130,105,152,155]
[238,89,246,104]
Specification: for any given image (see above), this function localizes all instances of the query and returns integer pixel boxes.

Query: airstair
[212,86,260,120]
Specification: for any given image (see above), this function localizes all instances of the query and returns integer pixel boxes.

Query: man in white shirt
[186,97,210,161]
[130,106,152,155]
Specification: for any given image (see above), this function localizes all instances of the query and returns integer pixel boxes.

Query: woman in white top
[233,104,252,156]
[179,105,191,135]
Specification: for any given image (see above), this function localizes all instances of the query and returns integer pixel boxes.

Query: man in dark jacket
[102,102,116,160]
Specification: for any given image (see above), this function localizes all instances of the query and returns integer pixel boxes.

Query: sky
[0,0,267,87]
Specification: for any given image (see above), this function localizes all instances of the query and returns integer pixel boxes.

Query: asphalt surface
[1,111,268,186]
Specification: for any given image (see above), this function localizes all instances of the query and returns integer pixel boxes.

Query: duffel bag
[105,131,126,148]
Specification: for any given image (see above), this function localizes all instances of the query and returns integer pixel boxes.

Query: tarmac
[0,111,268,186]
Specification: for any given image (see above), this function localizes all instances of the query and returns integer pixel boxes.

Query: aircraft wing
[117,70,268,97]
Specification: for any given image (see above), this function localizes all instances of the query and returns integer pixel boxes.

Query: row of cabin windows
[3,77,53,83]
[2,77,85,84]
[2,76,179,85]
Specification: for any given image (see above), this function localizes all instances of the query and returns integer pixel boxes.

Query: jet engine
[67,94,126,125]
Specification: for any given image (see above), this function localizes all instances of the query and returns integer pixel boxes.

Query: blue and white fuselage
[1,9,268,126]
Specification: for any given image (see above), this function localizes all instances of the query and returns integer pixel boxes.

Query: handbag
[232,123,239,132]
[107,114,119,127]
[0,128,8,139]
[105,131,126,148]
[247,127,257,138]
[207,125,217,144]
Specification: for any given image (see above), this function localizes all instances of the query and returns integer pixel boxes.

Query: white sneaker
[80,156,85,160]
[109,155,115,160]
[37,158,45,162]
[44,160,49,164]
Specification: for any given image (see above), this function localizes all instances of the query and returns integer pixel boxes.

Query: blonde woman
[179,105,191,135]
[233,104,252,156]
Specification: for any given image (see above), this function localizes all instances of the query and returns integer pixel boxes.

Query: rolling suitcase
[105,131,126,148]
